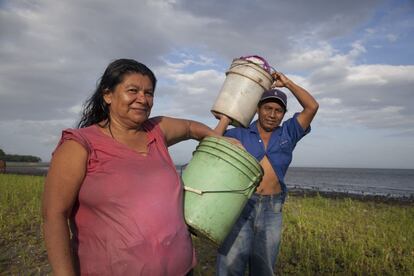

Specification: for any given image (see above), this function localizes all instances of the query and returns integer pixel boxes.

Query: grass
[277,195,414,275]
[0,174,50,275]
[1,174,413,275]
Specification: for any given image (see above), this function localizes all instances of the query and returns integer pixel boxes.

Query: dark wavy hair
[77,59,157,128]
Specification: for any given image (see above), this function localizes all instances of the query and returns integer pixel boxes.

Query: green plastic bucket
[183,136,263,246]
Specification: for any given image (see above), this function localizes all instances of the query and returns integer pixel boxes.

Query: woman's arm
[42,140,87,276]
[157,116,220,146]
[158,116,244,149]
[212,112,233,136]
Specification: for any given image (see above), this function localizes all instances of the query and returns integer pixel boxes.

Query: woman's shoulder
[143,117,161,126]
[60,125,104,146]
[143,117,167,143]
[53,126,96,156]
[142,117,163,132]
[62,125,98,138]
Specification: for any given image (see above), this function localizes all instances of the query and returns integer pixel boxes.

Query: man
[215,71,319,275]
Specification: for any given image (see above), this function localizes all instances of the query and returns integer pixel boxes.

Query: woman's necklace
[108,122,115,140]
[107,121,148,155]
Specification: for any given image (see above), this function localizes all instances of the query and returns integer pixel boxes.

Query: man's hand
[271,71,319,130]
[271,72,292,88]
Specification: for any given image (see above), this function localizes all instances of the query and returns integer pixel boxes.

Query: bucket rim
[201,136,263,174]
[229,58,273,82]
[195,146,262,181]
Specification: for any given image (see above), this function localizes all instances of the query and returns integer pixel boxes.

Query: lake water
[177,166,414,200]
[5,164,414,200]
[285,167,414,199]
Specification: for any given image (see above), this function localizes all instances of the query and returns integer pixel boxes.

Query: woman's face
[104,73,154,127]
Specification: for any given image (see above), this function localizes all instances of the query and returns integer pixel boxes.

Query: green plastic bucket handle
[183,180,259,196]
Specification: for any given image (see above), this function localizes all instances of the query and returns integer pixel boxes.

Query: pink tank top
[56,119,195,275]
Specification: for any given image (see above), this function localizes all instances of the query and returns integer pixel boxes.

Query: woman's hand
[212,111,231,122]
[213,112,232,135]
[223,137,245,149]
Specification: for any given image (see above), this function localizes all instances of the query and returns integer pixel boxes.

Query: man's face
[257,101,285,132]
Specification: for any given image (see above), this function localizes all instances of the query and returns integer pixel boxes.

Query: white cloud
[319,98,342,105]
[0,119,76,160]
[348,41,366,58]
[153,60,225,117]
[386,33,398,42]
[285,43,335,71]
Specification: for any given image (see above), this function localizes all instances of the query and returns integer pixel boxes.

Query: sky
[0,0,413,169]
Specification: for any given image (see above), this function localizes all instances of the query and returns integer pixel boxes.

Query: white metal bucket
[211,58,273,127]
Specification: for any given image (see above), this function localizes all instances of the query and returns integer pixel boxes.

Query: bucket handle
[239,55,271,73]
[183,182,257,196]
[239,55,279,77]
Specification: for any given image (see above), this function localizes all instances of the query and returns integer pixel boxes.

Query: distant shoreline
[288,189,414,205]
[3,167,48,176]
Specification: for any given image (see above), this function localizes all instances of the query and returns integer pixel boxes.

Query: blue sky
[334,0,413,65]
[0,0,413,169]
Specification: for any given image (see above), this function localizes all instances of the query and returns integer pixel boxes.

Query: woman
[42,59,221,275]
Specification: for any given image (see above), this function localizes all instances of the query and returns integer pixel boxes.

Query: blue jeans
[216,193,283,276]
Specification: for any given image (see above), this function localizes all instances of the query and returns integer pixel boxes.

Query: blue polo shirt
[224,113,310,202]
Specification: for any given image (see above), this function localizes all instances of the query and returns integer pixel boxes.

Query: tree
[0,149,42,162]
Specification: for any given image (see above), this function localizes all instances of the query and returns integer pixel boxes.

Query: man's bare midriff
[256,155,282,195]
